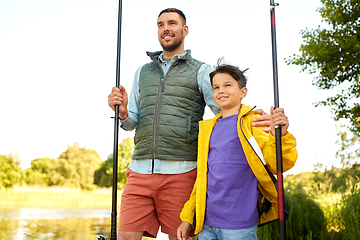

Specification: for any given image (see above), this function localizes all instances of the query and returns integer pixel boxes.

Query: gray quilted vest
[132,50,206,161]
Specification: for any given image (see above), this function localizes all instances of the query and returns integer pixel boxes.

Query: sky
[0,0,341,175]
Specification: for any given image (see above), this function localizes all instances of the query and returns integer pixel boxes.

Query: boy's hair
[158,8,187,25]
[209,58,248,89]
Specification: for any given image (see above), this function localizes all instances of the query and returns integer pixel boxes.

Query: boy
[176,60,298,240]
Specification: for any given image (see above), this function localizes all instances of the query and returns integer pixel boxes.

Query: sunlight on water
[0,209,173,239]
[0,209,111,240]
[0,208,111,220]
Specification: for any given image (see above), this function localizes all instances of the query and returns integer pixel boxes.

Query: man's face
[157,12,188,52]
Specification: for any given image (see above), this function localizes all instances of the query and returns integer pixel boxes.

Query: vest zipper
[152,60,179,173]
[152,77,165,173]
[161,78,165,92]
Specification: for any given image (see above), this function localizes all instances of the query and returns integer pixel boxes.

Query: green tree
[94,137,134,188]
[336,125,360,167]
[24,169,47,186]
[0,154,22,188]
[24,158,55,186]
[287,0,360,134]
[50,143,102,190]
[30,157,53,174]
[94,156,112,188]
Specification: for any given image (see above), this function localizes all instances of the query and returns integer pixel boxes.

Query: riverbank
[0,186,121,209]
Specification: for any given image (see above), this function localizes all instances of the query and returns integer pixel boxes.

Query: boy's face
[212,73,247,112]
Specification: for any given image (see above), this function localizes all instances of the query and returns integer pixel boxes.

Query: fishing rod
[98,0,123,239]
[270,1,286,239]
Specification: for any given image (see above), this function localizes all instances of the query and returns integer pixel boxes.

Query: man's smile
[163,34,174,40]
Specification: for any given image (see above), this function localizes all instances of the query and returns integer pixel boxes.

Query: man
[108,8,270,240]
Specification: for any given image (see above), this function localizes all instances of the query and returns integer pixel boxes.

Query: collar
[213,104,255,122]
[147,49,191,62]
[158,50,189,64]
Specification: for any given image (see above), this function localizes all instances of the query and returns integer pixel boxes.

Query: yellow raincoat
[180,104,298,234]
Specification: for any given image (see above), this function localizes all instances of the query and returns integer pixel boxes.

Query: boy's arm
[251,114,298,174]
[179,180,197,225]
[177,221,192,240]
[269,107,289,137]
[266,106,297,173]
[264,132,298,174]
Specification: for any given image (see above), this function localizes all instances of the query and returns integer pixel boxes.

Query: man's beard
[160,36,183,52]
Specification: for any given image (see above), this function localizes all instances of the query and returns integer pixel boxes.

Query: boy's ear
[240,87,248,98]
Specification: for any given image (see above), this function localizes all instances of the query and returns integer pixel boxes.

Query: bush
[337,181,360,239]
[257,188,327,240]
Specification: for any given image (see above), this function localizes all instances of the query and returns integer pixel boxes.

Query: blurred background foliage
[1,137,134,190]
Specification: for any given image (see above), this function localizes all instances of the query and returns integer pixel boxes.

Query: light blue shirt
[121,50,220,174]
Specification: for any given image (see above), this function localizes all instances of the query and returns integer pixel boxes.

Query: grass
[0,185,121,209]
[1,167,360,239]
[280,170,360,240]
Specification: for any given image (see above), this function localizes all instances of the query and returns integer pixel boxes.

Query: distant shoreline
[0,186,122,209]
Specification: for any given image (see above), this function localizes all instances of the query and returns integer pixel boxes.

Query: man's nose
[163,24,170,31]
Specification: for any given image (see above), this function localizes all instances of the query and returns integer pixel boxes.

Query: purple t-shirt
[204,114,259,229]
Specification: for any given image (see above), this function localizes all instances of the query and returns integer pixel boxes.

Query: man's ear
[183,25,189,37]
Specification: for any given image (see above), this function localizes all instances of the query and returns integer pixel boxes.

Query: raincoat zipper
[239,106,278,186]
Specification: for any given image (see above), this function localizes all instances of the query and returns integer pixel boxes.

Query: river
[0,208,168,240]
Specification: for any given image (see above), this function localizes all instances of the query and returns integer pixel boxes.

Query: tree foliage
[94,137,134,189]
[1,139,134,189]
[24,158,54,186]
[53,143,102,190]
[0,154,22,188]
[336,125,360,167]
[287,0,360,134]
[30,157,53,174]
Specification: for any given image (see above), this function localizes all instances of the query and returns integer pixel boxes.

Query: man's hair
[209,58,248,89]
[158,8,186,25]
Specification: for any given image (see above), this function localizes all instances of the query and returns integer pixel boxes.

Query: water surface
[0,208,111,240]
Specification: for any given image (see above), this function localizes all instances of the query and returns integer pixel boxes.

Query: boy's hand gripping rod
[270,1,286,239]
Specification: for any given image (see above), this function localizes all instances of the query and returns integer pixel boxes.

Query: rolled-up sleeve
[197,64,221,115]
[120,66,142,131]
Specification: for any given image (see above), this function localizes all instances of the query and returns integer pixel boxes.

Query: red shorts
[118,168,197,238]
